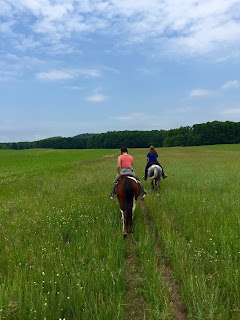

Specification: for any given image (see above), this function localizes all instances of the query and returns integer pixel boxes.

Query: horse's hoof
[123,233,128,239]
[157,193,159,197]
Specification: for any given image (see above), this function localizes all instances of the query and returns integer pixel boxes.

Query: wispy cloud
[36,69,100,81]
[85,93,107,102]
[189,89,214,97]
[0,54,43,81]
[68,86,84,90]
[36,70,74,81]
[1,1,240,57]
[113,112,145,121]
[189,80,240,99]
[112,112,164,125]
[215,55,232,63]
[222,80,240,89]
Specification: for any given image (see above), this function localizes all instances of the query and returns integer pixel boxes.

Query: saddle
[149,161,159,167]
[125,175,139,184]
[120,174,140,185]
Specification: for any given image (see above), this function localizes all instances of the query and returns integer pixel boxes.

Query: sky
[0,0,240,142]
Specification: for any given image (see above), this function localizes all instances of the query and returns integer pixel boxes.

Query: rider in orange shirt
[110,146,147,199]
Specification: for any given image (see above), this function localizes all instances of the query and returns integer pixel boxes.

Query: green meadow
[0,145,239,319]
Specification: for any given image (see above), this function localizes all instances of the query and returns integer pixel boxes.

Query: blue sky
[1,0,240,142]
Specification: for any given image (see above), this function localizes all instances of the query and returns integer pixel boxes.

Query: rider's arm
[117,156,121,174]
[146,152,150,163]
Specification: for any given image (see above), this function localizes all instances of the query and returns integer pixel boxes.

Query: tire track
[140,200,188,320]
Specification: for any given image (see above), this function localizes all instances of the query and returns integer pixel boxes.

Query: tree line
[1,121,239,150]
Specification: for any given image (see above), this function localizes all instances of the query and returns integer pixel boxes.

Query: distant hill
[45,136,63,140]
[74,133,95,138]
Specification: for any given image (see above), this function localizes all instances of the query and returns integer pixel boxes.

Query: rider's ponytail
[150,146,157,156]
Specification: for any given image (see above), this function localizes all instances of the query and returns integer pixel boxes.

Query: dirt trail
[125,236,149,320]
[140,200,188,320]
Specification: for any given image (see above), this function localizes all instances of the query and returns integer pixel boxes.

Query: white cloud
[112,112,163,123]
[85,93,107,102]
[113,112,145,121]
[0,54,43,81]
[36,68,100,81]
[215,56,232,63]
[36,70,75,81]
[189,89,214,97]
[78,69,101,78]
[222,80,240,89]
[1,0,240,57]
[0,21,15,34]
[69,86,84,90]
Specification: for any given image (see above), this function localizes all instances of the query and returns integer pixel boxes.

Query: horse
[148,164,162,196]
[115,175,141,238]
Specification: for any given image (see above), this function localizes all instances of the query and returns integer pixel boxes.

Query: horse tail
[124,177,133,226]
[149,167,158,181]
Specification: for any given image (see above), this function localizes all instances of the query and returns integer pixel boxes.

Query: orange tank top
[120,154,133,168]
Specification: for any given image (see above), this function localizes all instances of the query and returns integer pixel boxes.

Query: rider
[110,146,147,199]
[143,146,167,180]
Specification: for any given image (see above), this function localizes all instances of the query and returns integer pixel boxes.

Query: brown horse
[115,175,141,238]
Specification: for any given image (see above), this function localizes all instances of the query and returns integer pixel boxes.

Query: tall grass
[133,145,240,320]
[0,148,173,320]
[1,146,239,319]
[0,149,127,319]
[0,149,116,180]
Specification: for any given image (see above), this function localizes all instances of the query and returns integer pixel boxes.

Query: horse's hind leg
[151,181,154,191]
[130,198,136,233]
[157,180,160,196]
[129,219,134,233]
[121,210,127,238]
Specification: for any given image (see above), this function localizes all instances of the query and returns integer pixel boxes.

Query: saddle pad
[126,176,139,184]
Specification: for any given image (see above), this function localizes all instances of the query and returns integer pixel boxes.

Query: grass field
[0,145,239,319]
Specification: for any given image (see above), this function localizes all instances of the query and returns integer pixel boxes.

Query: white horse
[147,164,162,196]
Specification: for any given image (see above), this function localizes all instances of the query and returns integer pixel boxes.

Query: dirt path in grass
[125,236,149,320]
[73,152,118,165]
[140,200,188,320]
